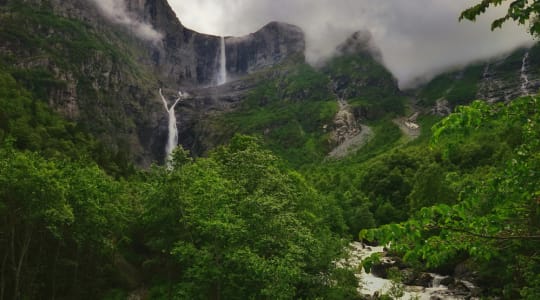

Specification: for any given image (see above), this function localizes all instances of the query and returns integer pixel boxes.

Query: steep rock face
[10,0,305,87]
[416,43,540,114]
[175,76,267,156]
[476,47,540,102]
[89,0,306,86]
[226,22,305,76]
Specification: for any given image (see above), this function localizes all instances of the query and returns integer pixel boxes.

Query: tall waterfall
[217,36,227,85]
[520,52,530,95]
[159,88,183,164]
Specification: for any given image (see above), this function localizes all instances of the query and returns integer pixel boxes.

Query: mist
[169,0,535,88]
[90,0,163,43]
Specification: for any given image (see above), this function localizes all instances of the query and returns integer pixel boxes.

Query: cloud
[168,0,534,88]
[90,0,163,43]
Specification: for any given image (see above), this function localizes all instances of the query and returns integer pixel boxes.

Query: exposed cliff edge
[226,22,305,77]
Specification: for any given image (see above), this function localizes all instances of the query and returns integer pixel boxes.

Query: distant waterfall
[520,52,530,95]
[217,36,227,85]
[159,88,183,164]
[482,63,490,80]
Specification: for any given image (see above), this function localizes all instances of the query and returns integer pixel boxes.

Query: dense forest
[1,1,540,299]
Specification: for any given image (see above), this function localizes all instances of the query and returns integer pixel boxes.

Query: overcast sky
[167,0,535,88]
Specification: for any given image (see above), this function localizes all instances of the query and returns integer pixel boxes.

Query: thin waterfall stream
[520,51,530,95]
[217,36,227,85]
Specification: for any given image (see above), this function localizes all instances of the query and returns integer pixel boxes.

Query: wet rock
[370,261,393,278]
[401,268,416,285]
[416,272,435,287]
[440,276,455,286]
[362,240,380,247]
[448,281,471,295]
[401,270,433,287]
[370,256,405,279]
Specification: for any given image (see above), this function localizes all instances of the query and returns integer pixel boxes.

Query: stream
[339,242,478,300]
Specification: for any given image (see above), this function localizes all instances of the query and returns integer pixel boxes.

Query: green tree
[460,0,540,36]
[142,135,352,299]
[0,142,73,299]
[0,139,132,299]
[362,97,540,298]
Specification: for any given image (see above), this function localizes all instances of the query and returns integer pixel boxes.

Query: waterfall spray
[520,52,530,95]
[159,88,183,165]
[217,36,227,85]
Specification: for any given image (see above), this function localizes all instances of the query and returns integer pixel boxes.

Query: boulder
[440,276,455,287]
[401,269,433,287]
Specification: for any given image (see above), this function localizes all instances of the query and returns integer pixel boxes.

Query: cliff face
[476,46,540,102]
[416,43,540,114]
[226,22,305,76]
[1,0,306,164]
[122,1,306,85]
[79,0,305,86]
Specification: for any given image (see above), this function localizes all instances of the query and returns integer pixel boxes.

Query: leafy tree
[142,135,353,299]
[0,141,73,299]
[361,97,540,298]
[0,139,132,299]
[460,0,540,36]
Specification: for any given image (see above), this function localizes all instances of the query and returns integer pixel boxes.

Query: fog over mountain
[91,0,163,43]
[169,0,535,88]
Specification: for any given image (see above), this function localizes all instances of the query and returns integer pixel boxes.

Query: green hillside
[0,2,162,165]
[0,1,539,299]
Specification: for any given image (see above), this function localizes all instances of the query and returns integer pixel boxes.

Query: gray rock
[440,276,455,286]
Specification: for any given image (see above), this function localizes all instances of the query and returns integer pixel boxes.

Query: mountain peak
[260,21,304,35]
[337,30,382,62]
[225,21,306,75]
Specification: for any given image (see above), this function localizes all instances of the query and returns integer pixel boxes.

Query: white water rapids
[159,88,184,165]
[217,36,227,85]
[339,242,475,300]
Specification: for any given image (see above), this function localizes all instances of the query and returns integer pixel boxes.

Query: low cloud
[169,0,534,88]
[90,0,163,44]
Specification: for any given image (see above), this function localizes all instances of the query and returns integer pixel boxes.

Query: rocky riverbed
[338,242,481,300]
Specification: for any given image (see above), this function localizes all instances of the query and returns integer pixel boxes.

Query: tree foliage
[0,141,132,299]
[361,96,540,298]
[141,137,355,299]
[460,0,540,36]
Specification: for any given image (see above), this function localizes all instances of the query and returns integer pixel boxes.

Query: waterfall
[520,52,530,95]
[159,88,183,164]
[217,36,227,85]
[482,63,490,80]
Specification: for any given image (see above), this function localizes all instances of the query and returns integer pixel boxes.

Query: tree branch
[428,224,540,240]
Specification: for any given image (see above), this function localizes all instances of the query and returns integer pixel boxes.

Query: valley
[0,0,539,299]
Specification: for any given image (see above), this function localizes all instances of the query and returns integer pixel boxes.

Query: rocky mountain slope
[186,30,404,166]
[0,0,305,165]
[415,43,540,114]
